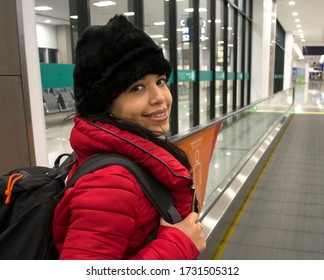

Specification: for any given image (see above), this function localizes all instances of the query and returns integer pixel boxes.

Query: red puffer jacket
[53,117,199,259]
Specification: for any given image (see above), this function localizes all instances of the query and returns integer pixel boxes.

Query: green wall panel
[40,63,74,89]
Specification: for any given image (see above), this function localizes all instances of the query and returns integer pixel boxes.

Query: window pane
[237,14,243,108]
[89,0,129,25]
[215,0,224,117]
[227,6,235,113]
[177,0,194,133]
[199,0,210,124]
[48,49,58,63]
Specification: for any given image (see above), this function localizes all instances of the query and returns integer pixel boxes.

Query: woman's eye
[157,78,167,86]
[130,85,144,92]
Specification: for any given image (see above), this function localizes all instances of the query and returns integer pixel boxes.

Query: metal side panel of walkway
[216,113,324,260]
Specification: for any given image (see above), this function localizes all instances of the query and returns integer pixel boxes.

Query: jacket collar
[70,117,193,190]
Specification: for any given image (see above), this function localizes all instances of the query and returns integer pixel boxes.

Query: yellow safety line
[249,109,324,114]
[294,105,324,109]
[294,111,324,115]
[213,115,294,260]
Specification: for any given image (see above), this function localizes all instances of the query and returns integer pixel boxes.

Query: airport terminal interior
[46,81,324,259]
[1,0,324,259]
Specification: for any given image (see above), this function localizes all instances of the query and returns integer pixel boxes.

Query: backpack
[0,152,182,260]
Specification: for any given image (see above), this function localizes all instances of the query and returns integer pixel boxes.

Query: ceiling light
[123,12,135,16]
[200,35,209,41]
[44,20,51,23]
[154,21,165,26]
[296,24,302,28]
[294,19,300,23]
[184,7,207,12]
[93,1,116,7]
[292,12,298,16]
[150,34,164,38]
[288,1,295,5]
[34,6,53,11]
[293,45,304,60]
[319,55,324,64]
[70,15,78,19]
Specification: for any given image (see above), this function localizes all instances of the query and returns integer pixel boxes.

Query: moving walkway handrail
[170,87,295,259]
[170,89,292,143]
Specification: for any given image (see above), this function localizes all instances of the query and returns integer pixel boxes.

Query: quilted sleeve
[129,226,200,260]
[59,166,140,260]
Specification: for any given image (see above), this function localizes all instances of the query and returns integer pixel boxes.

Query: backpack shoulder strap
[53,152,75,178]
[67,153,182,224]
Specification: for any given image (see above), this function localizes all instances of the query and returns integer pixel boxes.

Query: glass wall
[227,4,235,113]
[244,15,251,104]
[143,0,168,56]
[215,0,224,118]
[199,0,211,125]
[89,0,129,25]
[176,0,195,132]
[36,0,253,141]
[274,20,285,93]
[236,14,243,108]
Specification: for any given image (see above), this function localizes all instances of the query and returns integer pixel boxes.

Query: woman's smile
[144,108,168,123]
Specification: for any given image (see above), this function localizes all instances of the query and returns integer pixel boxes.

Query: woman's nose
[149,85,165,104]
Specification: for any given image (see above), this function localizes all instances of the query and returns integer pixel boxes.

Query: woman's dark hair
[84,113,192,173]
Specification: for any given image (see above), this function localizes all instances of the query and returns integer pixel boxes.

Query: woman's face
[110,74,172,135]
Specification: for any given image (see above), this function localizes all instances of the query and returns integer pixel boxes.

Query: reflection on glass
[244,20,250,103]
[90,0,129,25]
[202,89,294,215]
[144,0,168,54]
[177,0,193,133]
[227,5,234,113]
[199,0,210,125]
[236,14,242,108]
[215,0,224,118]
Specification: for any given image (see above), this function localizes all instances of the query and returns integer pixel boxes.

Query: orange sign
[176,122,222,211]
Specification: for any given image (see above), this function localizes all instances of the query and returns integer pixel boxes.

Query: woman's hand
[160,212,206,252]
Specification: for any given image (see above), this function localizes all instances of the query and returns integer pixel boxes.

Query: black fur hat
[73,15,172,116]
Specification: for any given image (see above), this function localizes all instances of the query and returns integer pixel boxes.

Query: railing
[204,88,294,215]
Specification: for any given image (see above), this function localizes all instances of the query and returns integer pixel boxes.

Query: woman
[53,15,206,260]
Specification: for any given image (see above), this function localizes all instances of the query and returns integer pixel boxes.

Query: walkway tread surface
[219,114,324,259]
